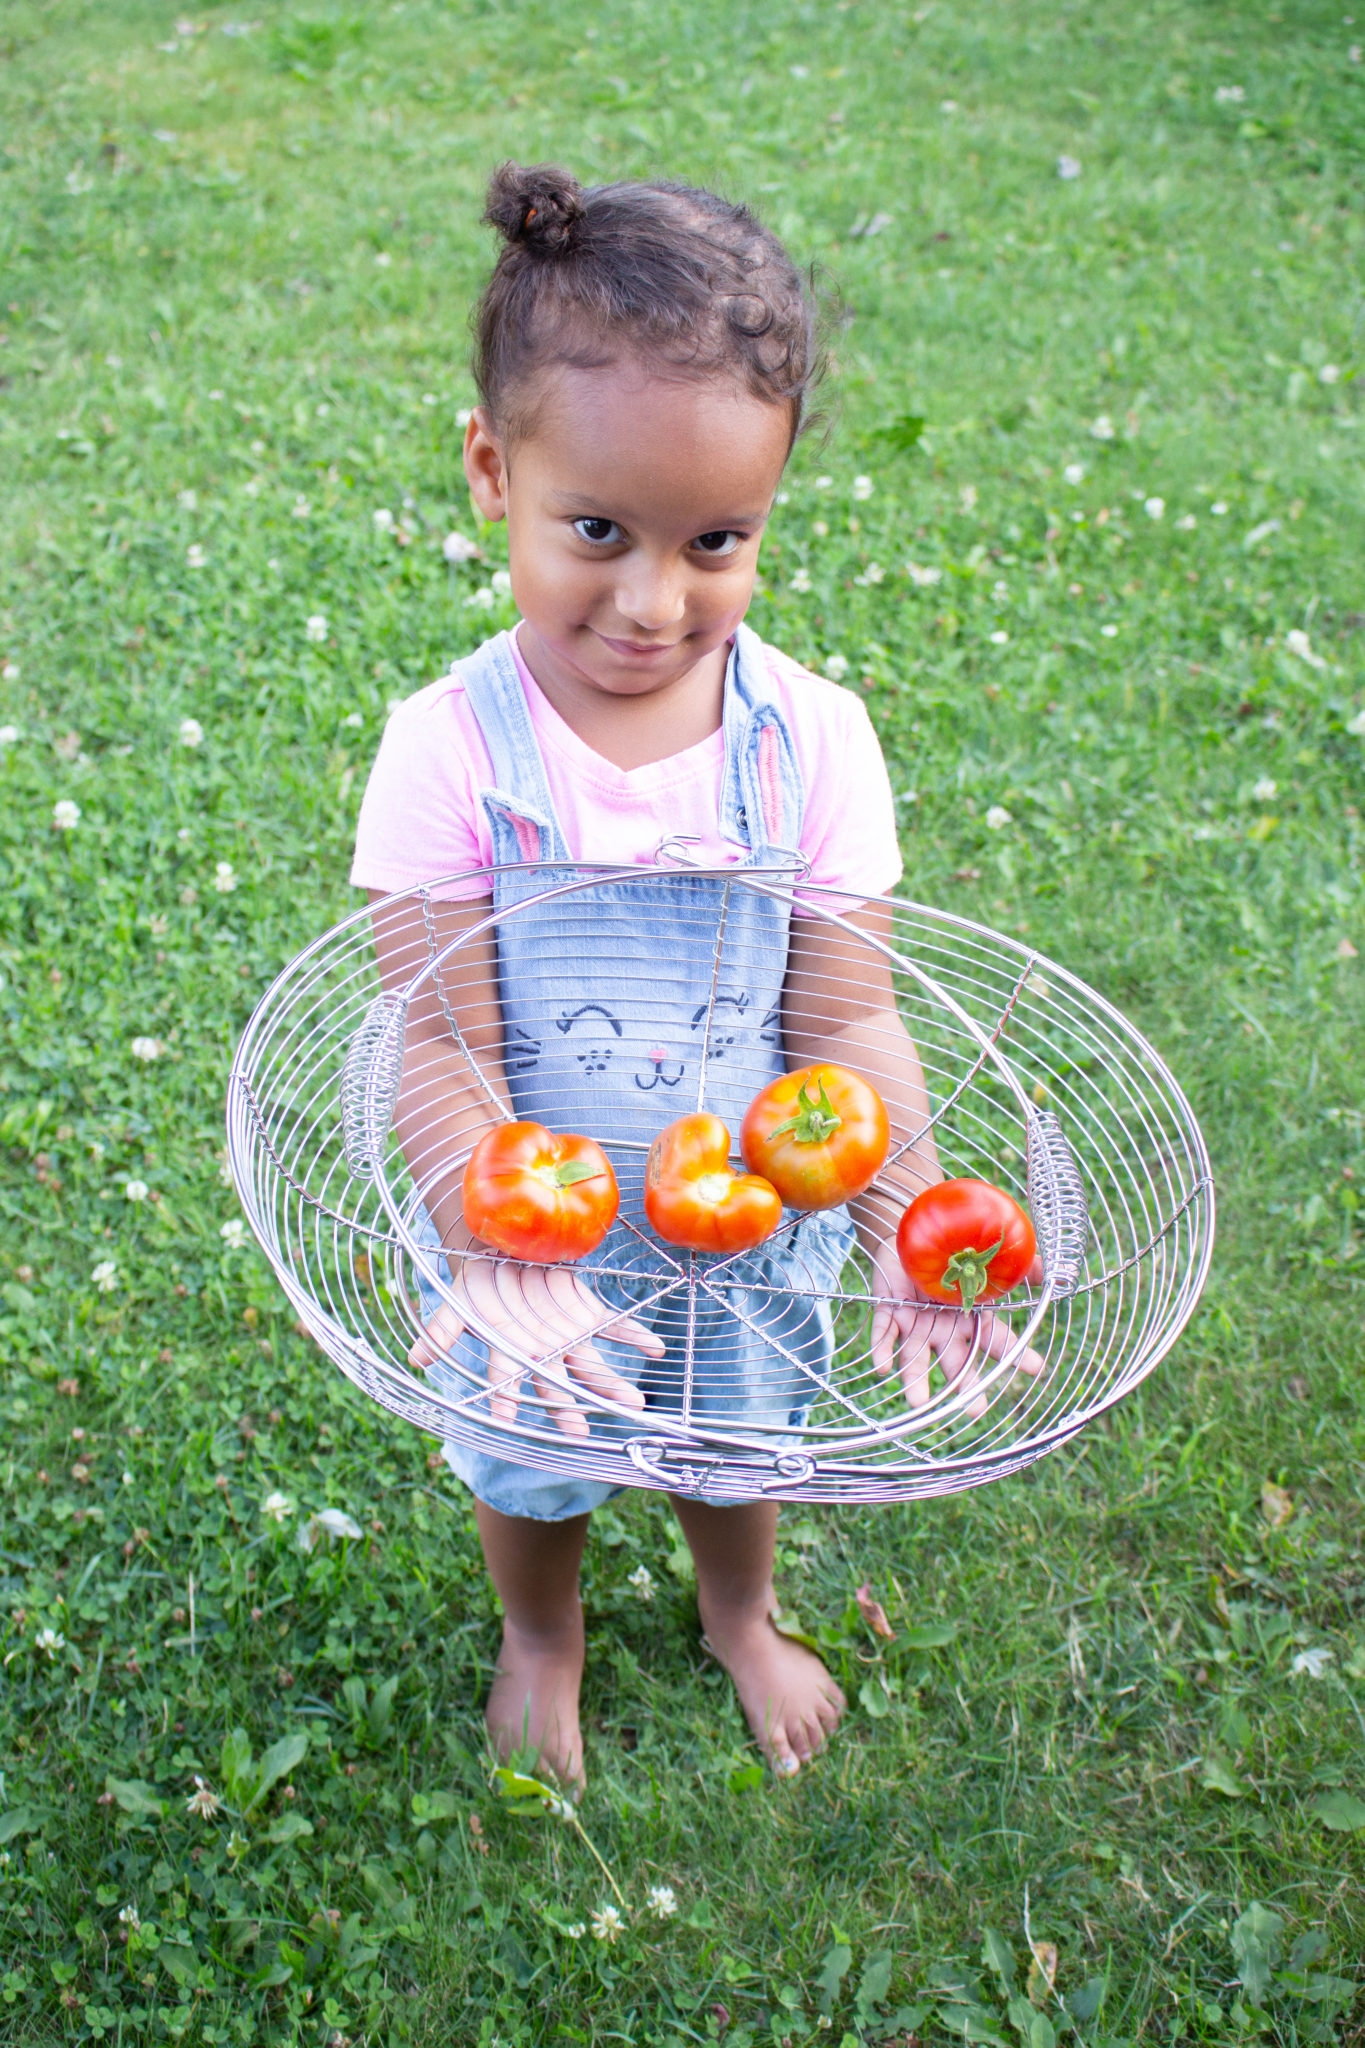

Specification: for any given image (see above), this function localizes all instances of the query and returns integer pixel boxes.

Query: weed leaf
[1310,1790,1365,1831]
[103,1776,165,1818]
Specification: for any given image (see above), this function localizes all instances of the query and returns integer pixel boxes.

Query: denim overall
[417,625,855,1519]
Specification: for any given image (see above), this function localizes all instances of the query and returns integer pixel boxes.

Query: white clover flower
[1211,500,1228,515]
[186,544,206,569]
[124,1179,149,1203]
[186,1777,221,1821]
[0,724,19,745]
[1101,623,1119,639]
[420,392,438,407]
[861,562,886,585]
[92,1260,118,1293]
[812,519,829,537]
[851,474,874,501]
[985,805,1012,830]
[959,483,978,511]
[297,1507,364,1552]
[220,1218,247,1249]
[1252,777,1278,801]
[789,569,812,594]
[905,561,943,587]
[491,569,513,598]
[442,529,480,562]
[1175,513,1197,530]
[3,660,21,681]
[1318,364,1341,385]
[464,586,496,610]
[1214,84,1246,103]
[563,1922,586,1939]
[988,629,1009,645]
[992,579,1010,601]
[814,474,833,490]
[343,711,363,729]
[262,1491,293,1523]
[1063,462,1085,485]
[118,1904,141,1931]
[774,489,790,505]
[305,614,328,644]
[374,250,392,267]
[292,496,311,519]
[1143,496,1165,520]
[940,97,958,112]
[1056,154,1082,180]
[52,799,81,831]
[590,1904,624,1943]
[1346,710,1365,737]
[627,1564,656,1601]
[646,1884,678,1919]
[130,1036,163,1061]
[1089,414,1116,441]
[1285,629,1326,670]
[214,861,237,892]
[456,406,473,427]
[36,1626,65,1655]
[1292,1647,1333,1678]
[824,654,850,681]
[373,508,395,532]
[243,476,264,498]
[177,487,198,511]
[178,717,204,748]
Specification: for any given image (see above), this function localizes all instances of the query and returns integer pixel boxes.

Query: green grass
[1,0,1363,2041]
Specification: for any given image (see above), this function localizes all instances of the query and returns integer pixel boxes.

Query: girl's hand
[868,1243,1046,1420]
[408,1253,665,1439]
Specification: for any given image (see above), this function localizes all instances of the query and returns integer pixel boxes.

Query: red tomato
[740,1064,890,1211]
[895,1178,1036,1311]
[645,1112,782,1254]
[462,1121,618,1263]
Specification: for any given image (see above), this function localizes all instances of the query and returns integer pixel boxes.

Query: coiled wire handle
[340,993,407,1180]
[1026,1108,1090,1292]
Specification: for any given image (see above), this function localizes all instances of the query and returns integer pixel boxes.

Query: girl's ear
[464,407,508,523]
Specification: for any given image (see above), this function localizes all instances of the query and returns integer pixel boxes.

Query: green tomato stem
[941,1235,1004,1312]
[768,1075,842,1147]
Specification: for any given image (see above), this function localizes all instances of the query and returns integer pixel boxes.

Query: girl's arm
[781,903,1042,1414]
[368,891,662,1431]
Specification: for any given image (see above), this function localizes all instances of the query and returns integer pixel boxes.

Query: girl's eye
[572,517,622,545]
[692,530,742,557]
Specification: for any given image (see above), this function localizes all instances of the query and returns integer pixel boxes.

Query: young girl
[351,163,1032,1785]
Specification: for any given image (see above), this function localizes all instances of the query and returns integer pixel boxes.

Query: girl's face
[463,361,791,702]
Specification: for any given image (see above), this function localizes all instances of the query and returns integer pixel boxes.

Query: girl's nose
[613,560,686,634]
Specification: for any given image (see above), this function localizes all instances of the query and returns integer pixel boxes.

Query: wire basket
[227,862,1214,1503]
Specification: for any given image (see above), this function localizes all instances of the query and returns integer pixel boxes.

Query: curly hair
[472,161,823,447]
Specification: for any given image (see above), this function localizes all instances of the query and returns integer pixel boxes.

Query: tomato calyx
[768,1075,842,1148]
[938,1235,1005,1312]
[532,1158,607,1192]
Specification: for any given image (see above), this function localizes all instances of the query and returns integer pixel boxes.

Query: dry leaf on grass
[1261,1480,1293,1529]
[855,1580,896,1639]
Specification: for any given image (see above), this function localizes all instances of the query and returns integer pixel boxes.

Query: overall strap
[719,622,807,863]
[454,631,571,863]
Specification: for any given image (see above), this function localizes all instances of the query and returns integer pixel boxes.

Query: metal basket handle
[340,993,407,1179]
[1026,1108,1089,1293]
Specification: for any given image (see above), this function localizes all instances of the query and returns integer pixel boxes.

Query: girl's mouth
[594,631,678,659]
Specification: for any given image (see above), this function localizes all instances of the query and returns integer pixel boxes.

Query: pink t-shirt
[350,627,903,909]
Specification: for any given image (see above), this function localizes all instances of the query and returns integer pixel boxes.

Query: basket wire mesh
[227,862,1214,1503]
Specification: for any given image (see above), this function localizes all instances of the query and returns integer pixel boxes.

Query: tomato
[645,1112,782,1254]
[740,1064,890,1211]
[462,1121,618,1262]
[895,1178,1036,1312]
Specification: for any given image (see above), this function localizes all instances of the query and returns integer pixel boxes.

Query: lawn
[1,0,1363,2042]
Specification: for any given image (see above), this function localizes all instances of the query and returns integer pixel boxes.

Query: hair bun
[484,161,585,256]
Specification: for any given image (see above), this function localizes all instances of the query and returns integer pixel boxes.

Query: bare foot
[699,1601,845,1776]
[485,1618,586,1791]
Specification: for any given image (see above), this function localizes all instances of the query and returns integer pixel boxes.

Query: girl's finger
[408,1300,469,1371]
[486,1343,527,1426]
[870,1308,898,1378]
[531,1372,591,1438]
[564,1352,647,1411]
